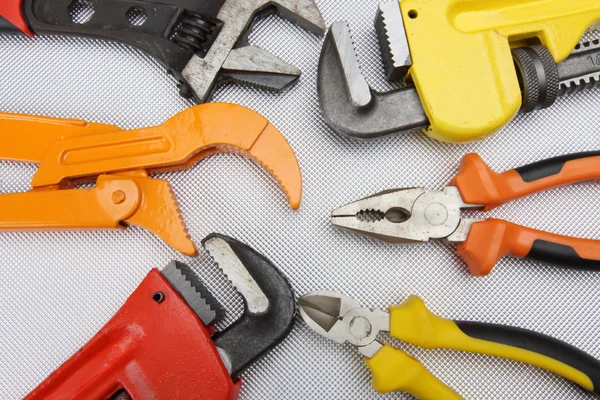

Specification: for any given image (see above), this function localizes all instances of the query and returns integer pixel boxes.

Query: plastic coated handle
[457,219,600,276]
[364,345,461,399]
[389,296,600,395]
[452,152,600,210]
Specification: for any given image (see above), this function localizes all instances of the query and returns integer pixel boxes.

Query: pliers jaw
[298,291,390,358]
[331,187,479,244]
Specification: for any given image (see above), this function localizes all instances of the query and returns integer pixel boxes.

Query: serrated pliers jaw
[331,187,479,244]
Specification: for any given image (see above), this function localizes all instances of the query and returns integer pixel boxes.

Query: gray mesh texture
[1,0,600,399]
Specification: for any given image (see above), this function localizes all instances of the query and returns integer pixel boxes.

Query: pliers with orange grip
[0,103,302,255]
[331,152,600,276]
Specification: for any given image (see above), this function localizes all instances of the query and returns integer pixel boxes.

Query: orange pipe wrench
[0,103,302,255]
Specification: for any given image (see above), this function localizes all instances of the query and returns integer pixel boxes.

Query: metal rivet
[111,190,126,204]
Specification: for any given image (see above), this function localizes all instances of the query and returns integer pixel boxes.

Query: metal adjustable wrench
[25,234,296,400]
[0,0,325,102]
[0,103,302,255]
[319,0,600,142]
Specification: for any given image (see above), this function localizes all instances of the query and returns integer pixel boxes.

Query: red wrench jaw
[25,268,240,400]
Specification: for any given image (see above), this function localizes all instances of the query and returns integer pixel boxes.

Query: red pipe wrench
[25,234,296,399]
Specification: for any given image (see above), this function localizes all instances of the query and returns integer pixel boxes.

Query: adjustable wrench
[0,0,325,102]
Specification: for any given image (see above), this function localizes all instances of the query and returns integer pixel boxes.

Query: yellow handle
[389,296,597,392]
[400,0,600,142]
[364,345,461,399]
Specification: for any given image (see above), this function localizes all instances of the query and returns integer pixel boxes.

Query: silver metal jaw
[182,0,325,102]
[299,291,390,358]
[331,187,480,243]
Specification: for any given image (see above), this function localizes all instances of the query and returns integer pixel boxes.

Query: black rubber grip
[515,151,600,182]
[456,321,600,394]
[526,240,600,271]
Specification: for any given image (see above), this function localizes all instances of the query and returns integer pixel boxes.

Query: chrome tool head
[203,233,296,377]
[318,20,428,140]
[182,0,325,102]
[299,291,390,358]
[331,187,478,243]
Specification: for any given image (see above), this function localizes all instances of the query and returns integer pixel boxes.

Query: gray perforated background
[1,1,600,399]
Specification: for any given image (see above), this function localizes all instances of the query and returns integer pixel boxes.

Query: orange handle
[457,219,600,276]
[452,152,600,210]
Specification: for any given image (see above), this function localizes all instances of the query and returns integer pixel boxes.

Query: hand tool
[331,152,600,276]
[25,234,296,400]
[300,290,600,399]
[0,103,302,255]
[319,1,600,142]
[0,0,325,103]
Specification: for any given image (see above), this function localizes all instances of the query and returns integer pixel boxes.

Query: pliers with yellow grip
[0,103,302,255]
[299,291,600,399]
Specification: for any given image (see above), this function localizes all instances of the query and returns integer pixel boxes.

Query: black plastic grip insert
[515,151,600,183]
[526,240,600,271]
[456,320,600,394]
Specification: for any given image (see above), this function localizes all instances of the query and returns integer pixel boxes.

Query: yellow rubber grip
[389,296,595,392]
[399,0,600,142]
[365,345,461,399]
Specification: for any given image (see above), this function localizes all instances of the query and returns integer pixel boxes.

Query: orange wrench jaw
[246,123,302,210]
[123,177,198,257]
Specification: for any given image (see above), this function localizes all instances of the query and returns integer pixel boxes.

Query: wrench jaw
[181,0,324,103]
[202,234,296,378]
[318,22,429,140]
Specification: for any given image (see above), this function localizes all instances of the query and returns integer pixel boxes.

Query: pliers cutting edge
[0,103,302,255]
[332,152,600,276]
[299,291,600,399]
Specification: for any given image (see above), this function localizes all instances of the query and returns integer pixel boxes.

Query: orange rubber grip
[452,152,600,210]
[457,219,600,276]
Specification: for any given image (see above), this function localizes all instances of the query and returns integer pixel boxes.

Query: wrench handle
[452,152,600,210]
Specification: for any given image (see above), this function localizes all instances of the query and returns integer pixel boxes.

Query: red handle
[0,0,33,36]
[452,152,600,210]
[457,219,600,276]
[25,269,240,400]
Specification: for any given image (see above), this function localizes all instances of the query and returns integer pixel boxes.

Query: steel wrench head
[203,233,296,377]
[318,21,429,140]
[182,0,325,102]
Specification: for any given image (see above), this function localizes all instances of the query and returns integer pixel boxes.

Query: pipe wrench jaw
[203,234,296,377]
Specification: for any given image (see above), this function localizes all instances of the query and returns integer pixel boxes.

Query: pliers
[332,152,600,276]
[299,291,600,399]
[0,103,302,255]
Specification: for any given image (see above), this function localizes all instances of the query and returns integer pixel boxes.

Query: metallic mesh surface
[1,1,600,399]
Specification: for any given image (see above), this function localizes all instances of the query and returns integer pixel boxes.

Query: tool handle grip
[0,0,33,36]
[457,219,600,276]
[452,152,600,210]
[390,296,600,396]
[364,345,462,399]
